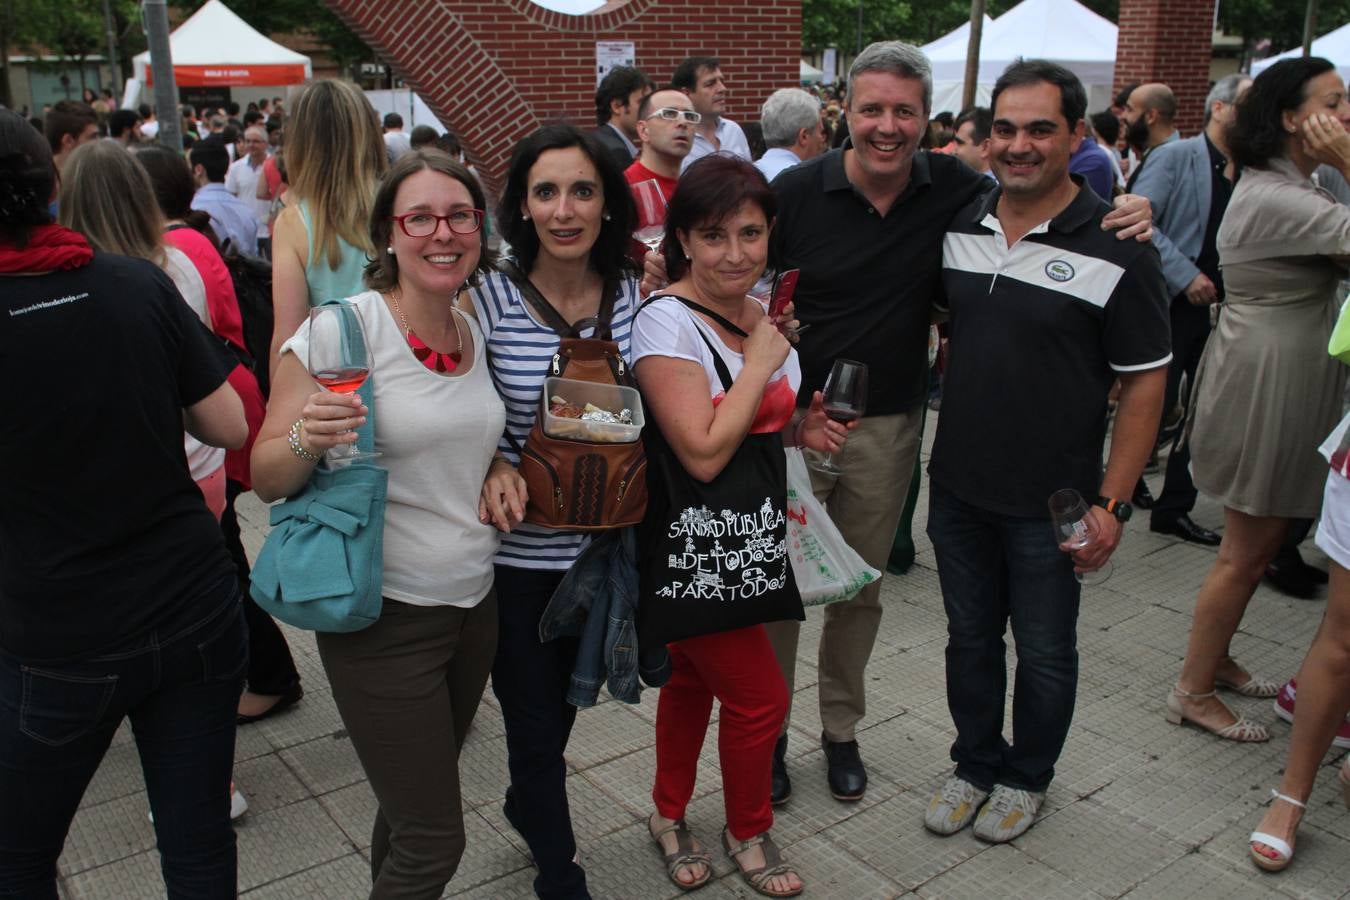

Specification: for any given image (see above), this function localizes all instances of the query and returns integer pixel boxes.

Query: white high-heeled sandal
[1249,790,1306,872]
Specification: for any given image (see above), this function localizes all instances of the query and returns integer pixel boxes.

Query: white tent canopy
[926,0,1117,113]
[921,15,996,56]
[1251,21,1350,83]
[133,0,312,88]
[923,15,997,113]
[800,59,825,84]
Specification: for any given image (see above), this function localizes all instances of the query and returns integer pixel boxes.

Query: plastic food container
[542,377,644,443]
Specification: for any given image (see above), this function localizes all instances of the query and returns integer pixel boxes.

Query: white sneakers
[924,775,1045,843]
[973,785,1045,843]
[923,775,989,835]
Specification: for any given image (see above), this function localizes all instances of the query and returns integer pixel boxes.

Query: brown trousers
[316,591,497,900]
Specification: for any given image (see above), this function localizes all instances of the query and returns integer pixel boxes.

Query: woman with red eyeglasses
[251,150,504,899]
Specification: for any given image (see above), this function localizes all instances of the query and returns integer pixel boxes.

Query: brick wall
[323,0,800,192]
[1115,0,1217,136]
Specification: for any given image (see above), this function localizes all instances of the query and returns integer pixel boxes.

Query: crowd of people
[2,37,1350,900]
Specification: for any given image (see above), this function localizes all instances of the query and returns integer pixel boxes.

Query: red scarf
[0,225,94,273]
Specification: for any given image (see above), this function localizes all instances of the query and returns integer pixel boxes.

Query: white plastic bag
[784,447,882,606]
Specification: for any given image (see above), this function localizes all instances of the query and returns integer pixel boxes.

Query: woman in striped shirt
[471,124,639,900]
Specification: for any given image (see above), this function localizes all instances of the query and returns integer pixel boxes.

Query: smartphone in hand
[768,268,799,320]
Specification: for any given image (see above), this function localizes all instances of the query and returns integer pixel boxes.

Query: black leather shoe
[821,733,867,802]
[1150,514,1220,546]
[1132,480,1155,510]
[236,682,303,725]
[771,734,791,806]
[1264,560,1319,599]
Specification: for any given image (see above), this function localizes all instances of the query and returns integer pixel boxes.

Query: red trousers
[651,624,788,840]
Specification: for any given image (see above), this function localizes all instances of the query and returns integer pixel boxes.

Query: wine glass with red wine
[308,303,378,464]
[810,358,867,475]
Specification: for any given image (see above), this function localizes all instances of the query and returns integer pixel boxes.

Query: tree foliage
[1219,0,1350,57]
[802,0,1119,52]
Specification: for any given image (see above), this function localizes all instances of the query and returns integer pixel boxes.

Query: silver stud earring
[522,213,529,220]
[387,246,393,254]
[602,211,612,221]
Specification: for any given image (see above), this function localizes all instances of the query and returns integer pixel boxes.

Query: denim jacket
[539,529,671,706]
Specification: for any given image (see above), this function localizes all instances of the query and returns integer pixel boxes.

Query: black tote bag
[635,296,804,652]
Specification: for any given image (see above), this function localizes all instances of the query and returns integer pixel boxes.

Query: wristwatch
[1095,496,1133,522]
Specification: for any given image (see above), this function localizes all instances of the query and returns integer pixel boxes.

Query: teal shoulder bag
[250,305,388,632]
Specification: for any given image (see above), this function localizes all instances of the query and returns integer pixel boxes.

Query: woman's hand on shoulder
[797,390,854,453]
[479,457,528,532]
[742,309,791,375]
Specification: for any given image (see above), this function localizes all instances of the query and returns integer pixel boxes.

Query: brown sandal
[648,814,712,891]
[722,827,804,898]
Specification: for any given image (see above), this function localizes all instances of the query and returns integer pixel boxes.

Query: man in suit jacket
[1122,83,1181,192]
[1129,73,1251,544]
[592,66,652,171]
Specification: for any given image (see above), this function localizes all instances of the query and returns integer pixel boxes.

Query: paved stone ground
[55,427,1350,899]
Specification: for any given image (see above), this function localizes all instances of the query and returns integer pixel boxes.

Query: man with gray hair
[1127,72,1250,547]
[764,40,1153,808]
[224,125,272,255]
[755,88,829,181]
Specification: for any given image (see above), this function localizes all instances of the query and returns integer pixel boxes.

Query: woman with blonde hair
[268,79,387,370]
[60,141,234,521]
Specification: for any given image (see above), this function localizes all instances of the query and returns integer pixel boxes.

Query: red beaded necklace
[388,291,462,374]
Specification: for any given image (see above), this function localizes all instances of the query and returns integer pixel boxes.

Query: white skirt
[1315,468,1350,570]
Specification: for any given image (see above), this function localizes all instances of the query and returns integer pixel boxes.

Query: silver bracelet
[288,418,321,462]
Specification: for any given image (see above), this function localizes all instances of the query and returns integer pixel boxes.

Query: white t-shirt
[282,290,505,608]
[630,295,801,433]
[163,246,225,482]
[224,155,271,239]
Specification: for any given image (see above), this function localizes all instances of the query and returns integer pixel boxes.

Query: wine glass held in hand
[810,359,867,476]
[308,303,379,464]
[630,179,668,254]
[1047,488,1113,585]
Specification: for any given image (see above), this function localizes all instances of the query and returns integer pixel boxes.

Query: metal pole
[142,0,182,152]
[101,0,122,102]
[962,0,987,112]
[856,2,863,55]
[1302,0,1319,56]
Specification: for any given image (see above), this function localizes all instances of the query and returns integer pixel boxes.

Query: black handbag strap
[502,259,618,340]
[636,294,740,391]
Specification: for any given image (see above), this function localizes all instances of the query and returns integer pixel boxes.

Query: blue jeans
[0,580,246,899]
[926,482,1081,793]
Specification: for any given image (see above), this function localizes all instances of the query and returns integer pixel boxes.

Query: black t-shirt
[0,252,237,662]
[929,182,1172,517]
[770,148,990,415]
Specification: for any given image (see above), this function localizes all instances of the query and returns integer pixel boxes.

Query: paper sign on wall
[596,41,636,87]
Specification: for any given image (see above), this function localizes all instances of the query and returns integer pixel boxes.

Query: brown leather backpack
[501,263,648,530]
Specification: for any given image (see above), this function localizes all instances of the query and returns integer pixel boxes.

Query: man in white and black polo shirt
[923,60,1170,844]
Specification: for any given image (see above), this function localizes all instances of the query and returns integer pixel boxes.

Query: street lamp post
[142,0,182,152]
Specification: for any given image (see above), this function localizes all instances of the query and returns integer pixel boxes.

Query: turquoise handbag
[250,311,388,633]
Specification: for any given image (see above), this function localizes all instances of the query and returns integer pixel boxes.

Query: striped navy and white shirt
[472,265,643,570]
[930,180,1171,518]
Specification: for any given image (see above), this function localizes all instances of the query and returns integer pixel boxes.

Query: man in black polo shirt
[923,60,1169,843]
[763,41,1152,806]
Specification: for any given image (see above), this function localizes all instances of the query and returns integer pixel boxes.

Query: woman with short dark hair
[0,107,248,899]
[1169,58,1350,754]
[633,154,850,898]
